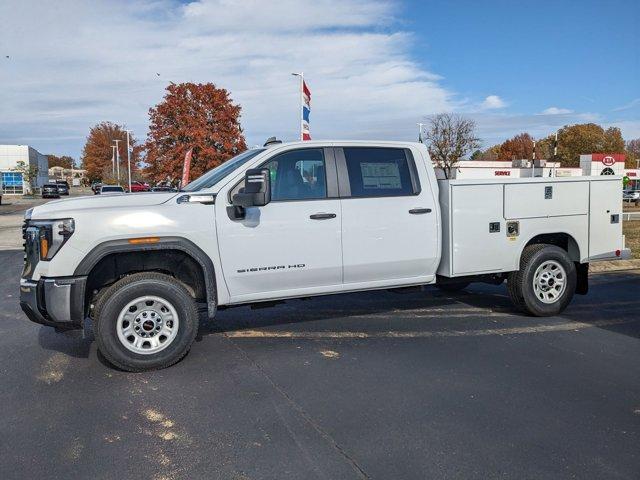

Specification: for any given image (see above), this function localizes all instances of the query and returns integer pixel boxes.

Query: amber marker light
[40,237,49,259]
[128,237,160,245]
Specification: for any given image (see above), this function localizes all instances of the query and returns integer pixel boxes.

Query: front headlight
[31,219,75,261]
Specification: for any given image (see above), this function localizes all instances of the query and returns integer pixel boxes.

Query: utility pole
[291,72,304,141]
[125,130,132,193]
[114,139,121,182]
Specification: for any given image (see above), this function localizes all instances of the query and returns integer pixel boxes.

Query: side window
[343,147,418,198]
[231,148,327,202]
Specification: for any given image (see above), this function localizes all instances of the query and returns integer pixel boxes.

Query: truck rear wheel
[507,244,576,316]
[94,272,199,371]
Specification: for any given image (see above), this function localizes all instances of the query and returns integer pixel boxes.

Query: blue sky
[0,0,638,160]
[405,0,639,120]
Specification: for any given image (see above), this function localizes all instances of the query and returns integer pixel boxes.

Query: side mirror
[228,168,271,220]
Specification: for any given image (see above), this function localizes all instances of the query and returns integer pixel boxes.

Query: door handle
[309,213,337,220]
[409,208,432,214]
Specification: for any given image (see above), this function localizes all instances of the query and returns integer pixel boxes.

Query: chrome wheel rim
[533,260,566,304]
[116,296,179,355]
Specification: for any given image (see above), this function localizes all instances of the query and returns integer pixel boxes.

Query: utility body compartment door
[588,179,623,259]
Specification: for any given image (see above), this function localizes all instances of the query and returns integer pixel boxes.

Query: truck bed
[437,176,624,278]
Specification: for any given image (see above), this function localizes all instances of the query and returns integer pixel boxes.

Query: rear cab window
[341,147,420,198]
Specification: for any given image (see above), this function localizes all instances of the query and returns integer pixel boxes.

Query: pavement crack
[225,334,370,479]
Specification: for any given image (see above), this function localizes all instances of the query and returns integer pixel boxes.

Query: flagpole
[292,72,304,141]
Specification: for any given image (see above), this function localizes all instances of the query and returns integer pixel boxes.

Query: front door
[216,147,342,302]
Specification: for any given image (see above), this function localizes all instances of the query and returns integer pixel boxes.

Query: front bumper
[20,276,87,330]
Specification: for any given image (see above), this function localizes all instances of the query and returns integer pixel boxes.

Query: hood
[31,192,179,218]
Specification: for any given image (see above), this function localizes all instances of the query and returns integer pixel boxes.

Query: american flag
[302,80,311,140]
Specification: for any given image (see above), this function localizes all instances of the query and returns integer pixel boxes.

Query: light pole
[125,130,132,192]
[114,139,121,182]
[291,72,304,141]
[111,146,116,177]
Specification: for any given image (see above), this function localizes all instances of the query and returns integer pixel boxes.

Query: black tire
[507,244,576,316]
[437,281,471,293]
[94,272,199,372]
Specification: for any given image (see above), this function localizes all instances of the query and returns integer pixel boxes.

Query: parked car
[55,180,70,195]
[55,181,69,195]
[20,140,630,371]
[151,185,178,192]
[129,181,150,193]
[98,185,125,194]
[622,190,639,204]
[41,184,60,199]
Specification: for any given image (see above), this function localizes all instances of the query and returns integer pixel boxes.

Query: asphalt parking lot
[1,242,639,479]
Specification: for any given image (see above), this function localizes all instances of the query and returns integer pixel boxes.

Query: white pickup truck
[20,140,629,371]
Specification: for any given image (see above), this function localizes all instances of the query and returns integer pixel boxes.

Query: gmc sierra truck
[20,140,629,371]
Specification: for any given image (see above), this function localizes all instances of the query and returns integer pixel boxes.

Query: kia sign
[602,156,615,167]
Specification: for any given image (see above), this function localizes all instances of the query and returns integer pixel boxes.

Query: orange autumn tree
[498,133,535,161]
[144,82,247,184]
[81,122,141,182]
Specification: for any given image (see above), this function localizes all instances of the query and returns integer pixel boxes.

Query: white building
[48,166,87,186]
[579,154,639,189]
[439,160,582,180]
[439,154,639,188]
[0,145,49,194]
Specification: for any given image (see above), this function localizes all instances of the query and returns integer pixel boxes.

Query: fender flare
[517,231,583,264]
[74,236,217,317]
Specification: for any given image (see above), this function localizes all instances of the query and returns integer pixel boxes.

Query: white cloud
[480,95,507,110]
[0,0,457,158]
[540,107,573,115]
[613,98,640,112]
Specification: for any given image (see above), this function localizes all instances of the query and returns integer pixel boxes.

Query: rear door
[337,146,439,287]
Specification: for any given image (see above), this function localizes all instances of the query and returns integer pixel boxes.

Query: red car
[128,181,150,193]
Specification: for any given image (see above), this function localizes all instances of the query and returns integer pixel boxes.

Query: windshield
[181,148,266,192]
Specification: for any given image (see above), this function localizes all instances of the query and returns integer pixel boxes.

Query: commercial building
[441,153,639,187]
[580,154,639,189]
[48,166,87,186]
[0,145,49,194]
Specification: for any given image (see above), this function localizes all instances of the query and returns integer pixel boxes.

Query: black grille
[22,220,38,279]
[22,219,29,263]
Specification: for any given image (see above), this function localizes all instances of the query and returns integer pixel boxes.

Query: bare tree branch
[424,114,481,178]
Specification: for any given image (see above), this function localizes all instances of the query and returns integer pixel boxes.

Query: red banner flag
[181,148,192,187]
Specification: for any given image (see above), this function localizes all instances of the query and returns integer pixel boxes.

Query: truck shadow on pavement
[200,276,640,341]
[37,326,92,359]
[33,272,640,363]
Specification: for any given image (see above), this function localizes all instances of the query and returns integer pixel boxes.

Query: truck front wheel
[94,272,199,371]
[507,244,576,316]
